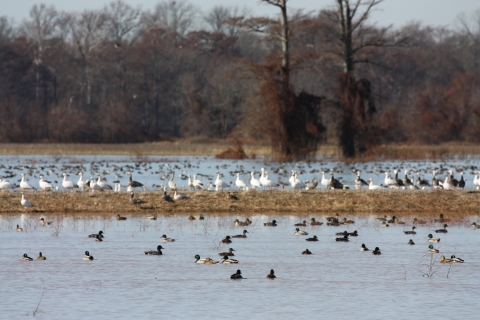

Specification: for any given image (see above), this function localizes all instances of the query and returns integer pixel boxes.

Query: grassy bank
[2,190,479,221]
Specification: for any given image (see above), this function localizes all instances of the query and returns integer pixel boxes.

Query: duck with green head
[194,255,218,264]
[83,251,94,260]
[450,255,464,263]
[294,228,308,236]
[427,234,440,242]
[428,245,439,253]
[145,245,163,255]
[22,253,33,261]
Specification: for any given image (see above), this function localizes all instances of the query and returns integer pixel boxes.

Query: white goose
[187,175,195,190]
[20,173,35,191]
[89,178,102,192]
[384,172,399,189]
[263,172,276,190]
[235,173,248,190]
[62,173,75,192]
[288,170,296,186]
[0,178,11,189]
[367,178,384,190]
[291,173,305,190]
[260,168,267,188]
[320,171,330,189]
[473,172,480,190]
[38,175,53,192]
[174,191,187,200]
[96,175,113,191]
[21,192,33,211]
[77,172,86,190]
[168,172,177,191]
[250,171,261,190]
[214,173,229,191]
[442,175,454,190]
[355,171,368,189]
[192,175,204,190]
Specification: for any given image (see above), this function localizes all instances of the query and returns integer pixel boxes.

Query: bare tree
[204,5,251,36]
[104,0,142,45]
[144,0,198,38]
[456,9,480,75]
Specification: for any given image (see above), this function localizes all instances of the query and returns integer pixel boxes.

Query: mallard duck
[435,224,448,233]
[194,255,218,264]
[161,234,175,242]
[294,228,308,235]
[407,239,415,245]
[343,218,355,224]
[471,222,479,229]
[266,269,276,279]
[222,236,232,244]
[381,221,389,227]
[427,234,440,242]
[336,231,348,236]
[145,245,163,255]
[389,216,405,224]
[232,230,248,238]
[376,215,387,221]
[327,219,340,226]
[22,253,33,261]
[188,215,196,220]
[264,220,277,227]
[83,251,94,260]
[428,245,439,253]
[88,230,104,238]
[148,214,157,220]
[439,255,452,263]
[95,235,103,242]
[245,218,252,225]
[116,214,127,220]
[413,217,426,224]
[219,248,235,256]
[16,224,23,232]
[360,243,369,251]
[294,220,307,227]
[306,235,318,241]
[199,214,205,220]
[372,247,381,255]
[233,219,247,227]
[221,255,239,264]
[39,218,52,226]
[404,226,417,235]
[310,218,323,226]
[348,230,358,236]
[230,269,243,279]
[302,249,312,255]
[37,252,46,260]
[335,235,349,242]
[450,255,464,263]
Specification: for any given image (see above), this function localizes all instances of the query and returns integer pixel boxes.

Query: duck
[88,230,104,238]
[427,234,440,242]
[222,236,232,244]
[194,255,218,264]
[372,247,381,255]
[381,222,389,227]
[230,269,243,279]
[294,228,308,235]
[266,269,276,279]
[116,214,127,220]
[219,248,235,256]
[434,213,449,223]
[188,215,196,220]
[148,214,157,220]
[450,255,464,263]
[233,218,247,227]
[404,226,417,235]
[360,243,369,251]
[306,235,318,241]
[348,230,358,237]
[428,244,439,253]
[336,231,349,236]
[294,220,307,227]
[335,235,349,242]
[342,218,355,224]
[145,245,163,255]
[439,255,452,263]
[161,234,175,242]
[302,249,312,255]
[264,220,277,227]
[407,239,415,245]
[23,253,33,261]
[130,192,145,204]
[37,252,46,260]
[413,217,426,225]
[310,218,323,226]
[83,251,94,260]
[199,214,205,220]
[221,255,239,264]
[471,222,479,229]
[39,218,52,226]
[435,224,448,233]
[16,224,23,232]
[232,230,248,238]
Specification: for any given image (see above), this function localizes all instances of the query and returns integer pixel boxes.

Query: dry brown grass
[1,190,479,222]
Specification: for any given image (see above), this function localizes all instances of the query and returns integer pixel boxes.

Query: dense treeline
[1,0,480,152]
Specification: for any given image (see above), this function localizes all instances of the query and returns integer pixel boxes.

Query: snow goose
[458,172,465,189]
[0,178,11,190]
[384,172,399,189]
[402,170,414,189]
[130,192,145,204]
[473,172,480,190]
[442,175,454,190]
[162,190,174,202]
[260,168,267,188]
[367,178,384,190]
[168,172,177,191]
[448,170,459,188]
[192,175,204,190]
[306,179,319,190]
[20,173,35,191]
[77,172,86,190]
[262,172,277,190]
[235,173,248,190]
[291,173,305,190]
[328,172,345,191]
[214,173,229,191]
[187,175,195,190]
[250,171,261,190]
[62,173,75,192]
[89,178,102,192]
[288,170,296,186]
[174,191,187,200]
[38,175,53,192]
[96,175,113,191]
[320,171,330,189]
[21,192,33,212]
[415,173,430,189]
[355,171,368,189]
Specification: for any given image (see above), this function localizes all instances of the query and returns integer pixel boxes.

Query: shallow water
[1,214,479,319]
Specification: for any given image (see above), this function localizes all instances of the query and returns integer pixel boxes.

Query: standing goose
[96,175,113,191]
[168,172,177,191]
[416,173,430,189]
[250,171,261,190]
[291,173,305,190]
[192,175,204,190]
[127,171,144,190]
[458,172,465,189]
[20,173,35,191]
[62,173,75,192]
[235,173,248,190]
[0,178,11,189]
[431,170,442,189]
[306,179,319,190]
[21,192,33,212]
[329,172,345,191]
[77,172,86,190]
[262,172,277,190]
[214,173,230,191]
[473,172,480,190]
[259,168,267,188]
[403,170,414,189]
[320,171,330,189]
[38,175,53,192]
[393,170,405,188]
[448,170,459,188]
[384,172,399,189]
[355,171,368,189]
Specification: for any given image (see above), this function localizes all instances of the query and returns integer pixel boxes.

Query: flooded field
[1,213,479,319]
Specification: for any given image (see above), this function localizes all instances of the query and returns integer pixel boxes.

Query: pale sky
[2,0,480,29]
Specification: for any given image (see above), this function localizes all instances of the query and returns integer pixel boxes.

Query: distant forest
[1,0,480,149]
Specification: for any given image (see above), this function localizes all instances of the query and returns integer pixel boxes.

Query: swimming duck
[372,247,381,255]
[435,224,448,233]
[348,230,358,237]
[335,235,349,242]
[336,231,348,236]
[194,255,218,264]
[388,216,405,224]
[381,222,389,227]
[37,252,46,260]
[245,218,252,225]
[39,218,52,226]
[234,219,247,227]
[16,224,23,232]
[310,218,323,226]
[199,214,205,220]
[145,245,163,255]
[407,239,415,245]
[161,234,175,242]
[450,255,464,263]
[22,253,33,261]
[343,218,355,224]
[88,230,104,238]
[428,245,439,253]
[404,226,417,235]
[360,243,369,251]
[221,255,239,264]
[302,249,312,255]
[222,236,232,244]
[264,220,277,227]
[230,269,243,279]
[471,222,479,229]
[188,215,196,220]
[413,217,426,225]
[116,214,127,220]
[306,235,318,241]
[427,234,440,242]
[266,269,276,279]
[294,228,308,236]
[439,255,452,263]
[217,247,234,256]
[95,235,103,242]
[83,251,94,260]
[294,220,307,227]
[232,230,248,238]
